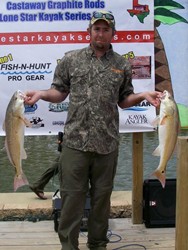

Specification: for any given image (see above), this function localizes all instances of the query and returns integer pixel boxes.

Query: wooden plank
[132,132,143,224]
[0,219,175,249]
[0,247,60,250]
[175,136,188,250]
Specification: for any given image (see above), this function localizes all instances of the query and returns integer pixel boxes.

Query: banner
[0,0,155,135]
[154,0,188,129]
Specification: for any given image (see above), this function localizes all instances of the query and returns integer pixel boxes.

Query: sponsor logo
[124,107,148,111]
[123,101,152,112]
[125,114,148,125]
[29,116,44,128]
[24,104,38,113]
[49,102,69,112]
[52,121,65,126]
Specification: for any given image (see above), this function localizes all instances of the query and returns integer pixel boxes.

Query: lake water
[0,130,187,193]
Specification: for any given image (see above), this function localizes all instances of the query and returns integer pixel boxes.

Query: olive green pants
[58,146,118,250]
[30,156,59,192]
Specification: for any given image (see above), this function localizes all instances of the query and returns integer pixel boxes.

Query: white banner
[0,0,155,135]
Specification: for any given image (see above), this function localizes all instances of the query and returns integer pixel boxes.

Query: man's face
[89,20,114,51]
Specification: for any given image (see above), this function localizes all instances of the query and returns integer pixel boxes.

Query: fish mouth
[160,90,168,101]
[17,90,26,100]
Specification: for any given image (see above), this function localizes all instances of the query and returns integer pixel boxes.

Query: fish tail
[152,169,166,188]
[14,173,29,192]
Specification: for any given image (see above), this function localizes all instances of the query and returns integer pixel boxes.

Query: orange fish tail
[14,174,29,192]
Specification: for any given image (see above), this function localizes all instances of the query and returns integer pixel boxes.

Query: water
[0,130,187,193]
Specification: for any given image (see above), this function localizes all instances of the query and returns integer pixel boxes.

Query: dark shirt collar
[87,44,114,59]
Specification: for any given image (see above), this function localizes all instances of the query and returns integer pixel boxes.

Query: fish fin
[20,115,32,128]
[4,139,14,165]
[152,146,161,156]
[152,169,166,188]
[160,115,167,125]
[22,148,27,159]
[14,173,29,191]
[23,117,32,128]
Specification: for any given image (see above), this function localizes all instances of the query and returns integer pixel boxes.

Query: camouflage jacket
[51,45,133,154]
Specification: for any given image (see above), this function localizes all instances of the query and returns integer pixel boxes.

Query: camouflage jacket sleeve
[51,54,71,93]
[118,59,134,103]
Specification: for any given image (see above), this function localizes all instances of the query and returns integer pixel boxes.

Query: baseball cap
[89,11,116,30]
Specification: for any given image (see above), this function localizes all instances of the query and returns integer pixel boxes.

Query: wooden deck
[0,218,175,250]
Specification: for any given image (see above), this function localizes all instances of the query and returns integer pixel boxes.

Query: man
[25,10,161,250]
[29,156,59,200]
[29,132,63,200]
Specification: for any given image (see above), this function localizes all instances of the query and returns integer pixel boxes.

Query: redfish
[152,90,180,188]
[3,90,31,191]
